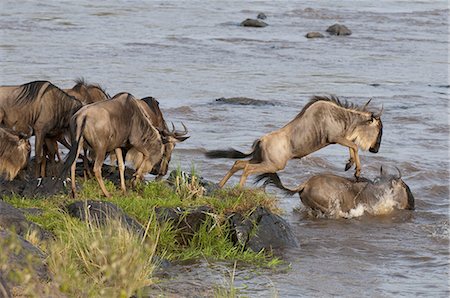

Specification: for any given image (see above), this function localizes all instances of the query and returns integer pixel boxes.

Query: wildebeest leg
[345,148,355,171]
[34,132,46,177]
[238,162,279,188]
[218,160,249,188]
[71,138,85,198]
[335,138,361,178]
[114,148,126,194]
[82,147,93,179]
[132,154,150,187]
[93,151,110,197]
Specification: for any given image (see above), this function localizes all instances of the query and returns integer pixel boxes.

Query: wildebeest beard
[369,122,383,153]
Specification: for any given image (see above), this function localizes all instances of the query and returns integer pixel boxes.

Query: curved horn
[395,166,402,179]
[363,98,372,110]
[170,121,176,134]
[375,104,384,118]
[174,122,188,137]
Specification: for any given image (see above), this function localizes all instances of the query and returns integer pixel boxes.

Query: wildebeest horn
[363,98,372,110]
[374,104,384,118]
[395,166,402,179]
[174,122,188,137]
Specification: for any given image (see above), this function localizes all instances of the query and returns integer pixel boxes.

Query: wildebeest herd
[0,79,414,216]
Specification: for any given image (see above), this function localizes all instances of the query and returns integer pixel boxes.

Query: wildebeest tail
[59,116,87,179]
[254,172,305,196]
[205,139,261,160]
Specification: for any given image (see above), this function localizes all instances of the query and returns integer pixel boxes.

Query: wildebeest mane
[15,80,81,106]
[294,95,369,120]
[15,81,50,105]
[72,77,109,98]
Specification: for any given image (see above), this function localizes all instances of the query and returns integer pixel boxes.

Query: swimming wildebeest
[256,167,414,218]
[126,96,189,179]
[206,96,383,187]
[0,81,83,177]
[0,127,31,180]
[63,93,187,197]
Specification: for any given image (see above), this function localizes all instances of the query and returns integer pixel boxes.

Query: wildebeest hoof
[345,161,353,171]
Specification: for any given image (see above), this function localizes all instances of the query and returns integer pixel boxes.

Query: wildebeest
[63,93,185,197]
[0,81,83,177]
[206,96,383,187]
[64,78,110,104]
[256,167,414,218]
[124,96,189,179]
[42,79,111,172]
[0,127,31,180]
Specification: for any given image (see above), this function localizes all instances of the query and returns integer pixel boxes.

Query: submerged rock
[67,200,145,237]
[305,32,325,38]
[0,201,51,241]
[257,12,267,20]
[215,97,276,106]
[229,206,298,252]
[240,18,268,27]
[326,23,352,36]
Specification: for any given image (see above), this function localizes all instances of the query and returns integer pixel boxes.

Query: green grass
[2,174,284,296]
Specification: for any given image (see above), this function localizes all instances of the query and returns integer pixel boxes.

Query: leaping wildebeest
[0,81,83,177]
[0,127,31,181]
[206,96,383,188]
[63,93,187,197]
[256,167,414,217]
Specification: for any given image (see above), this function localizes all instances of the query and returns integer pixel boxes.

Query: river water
[1,0,448,297]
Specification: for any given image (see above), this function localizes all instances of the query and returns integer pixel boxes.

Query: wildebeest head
[349,103,383,153]
[151,122,189,177]
[375,166,415,210]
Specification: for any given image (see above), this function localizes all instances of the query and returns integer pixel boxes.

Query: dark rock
[21,177,68,198]
[167,170,219,195]
[215,97,276,106]
[0,273,11,298]
[305,32,325,39]
[229,207,298,252]
[0,229,50,285]
[369,83,381,87]
[326,23,352,36]
[240,18,268,28]
[0,201,52,241]
[66,200,145,237]
[257,12,267,20]
[154,206,214,245]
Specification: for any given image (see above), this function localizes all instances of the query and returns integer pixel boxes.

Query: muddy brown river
[1,0,448,296]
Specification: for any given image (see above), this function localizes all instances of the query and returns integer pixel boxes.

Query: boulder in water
[326,23,352,36]
[240,18,268,28]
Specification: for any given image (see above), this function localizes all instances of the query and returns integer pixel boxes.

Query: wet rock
[0,201,52,241]
[215,97,276,106]
[240,18,268,27]
[229,207,298,252]
[0,229,50,286]
[257,12,267,20]
[326,23,352,36]
[305,32,325,38]
[67,200,145,237]
[154,206,214,245]
[167,170,219,195]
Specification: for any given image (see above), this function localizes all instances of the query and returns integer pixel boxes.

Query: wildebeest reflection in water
[257,167,414,218]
